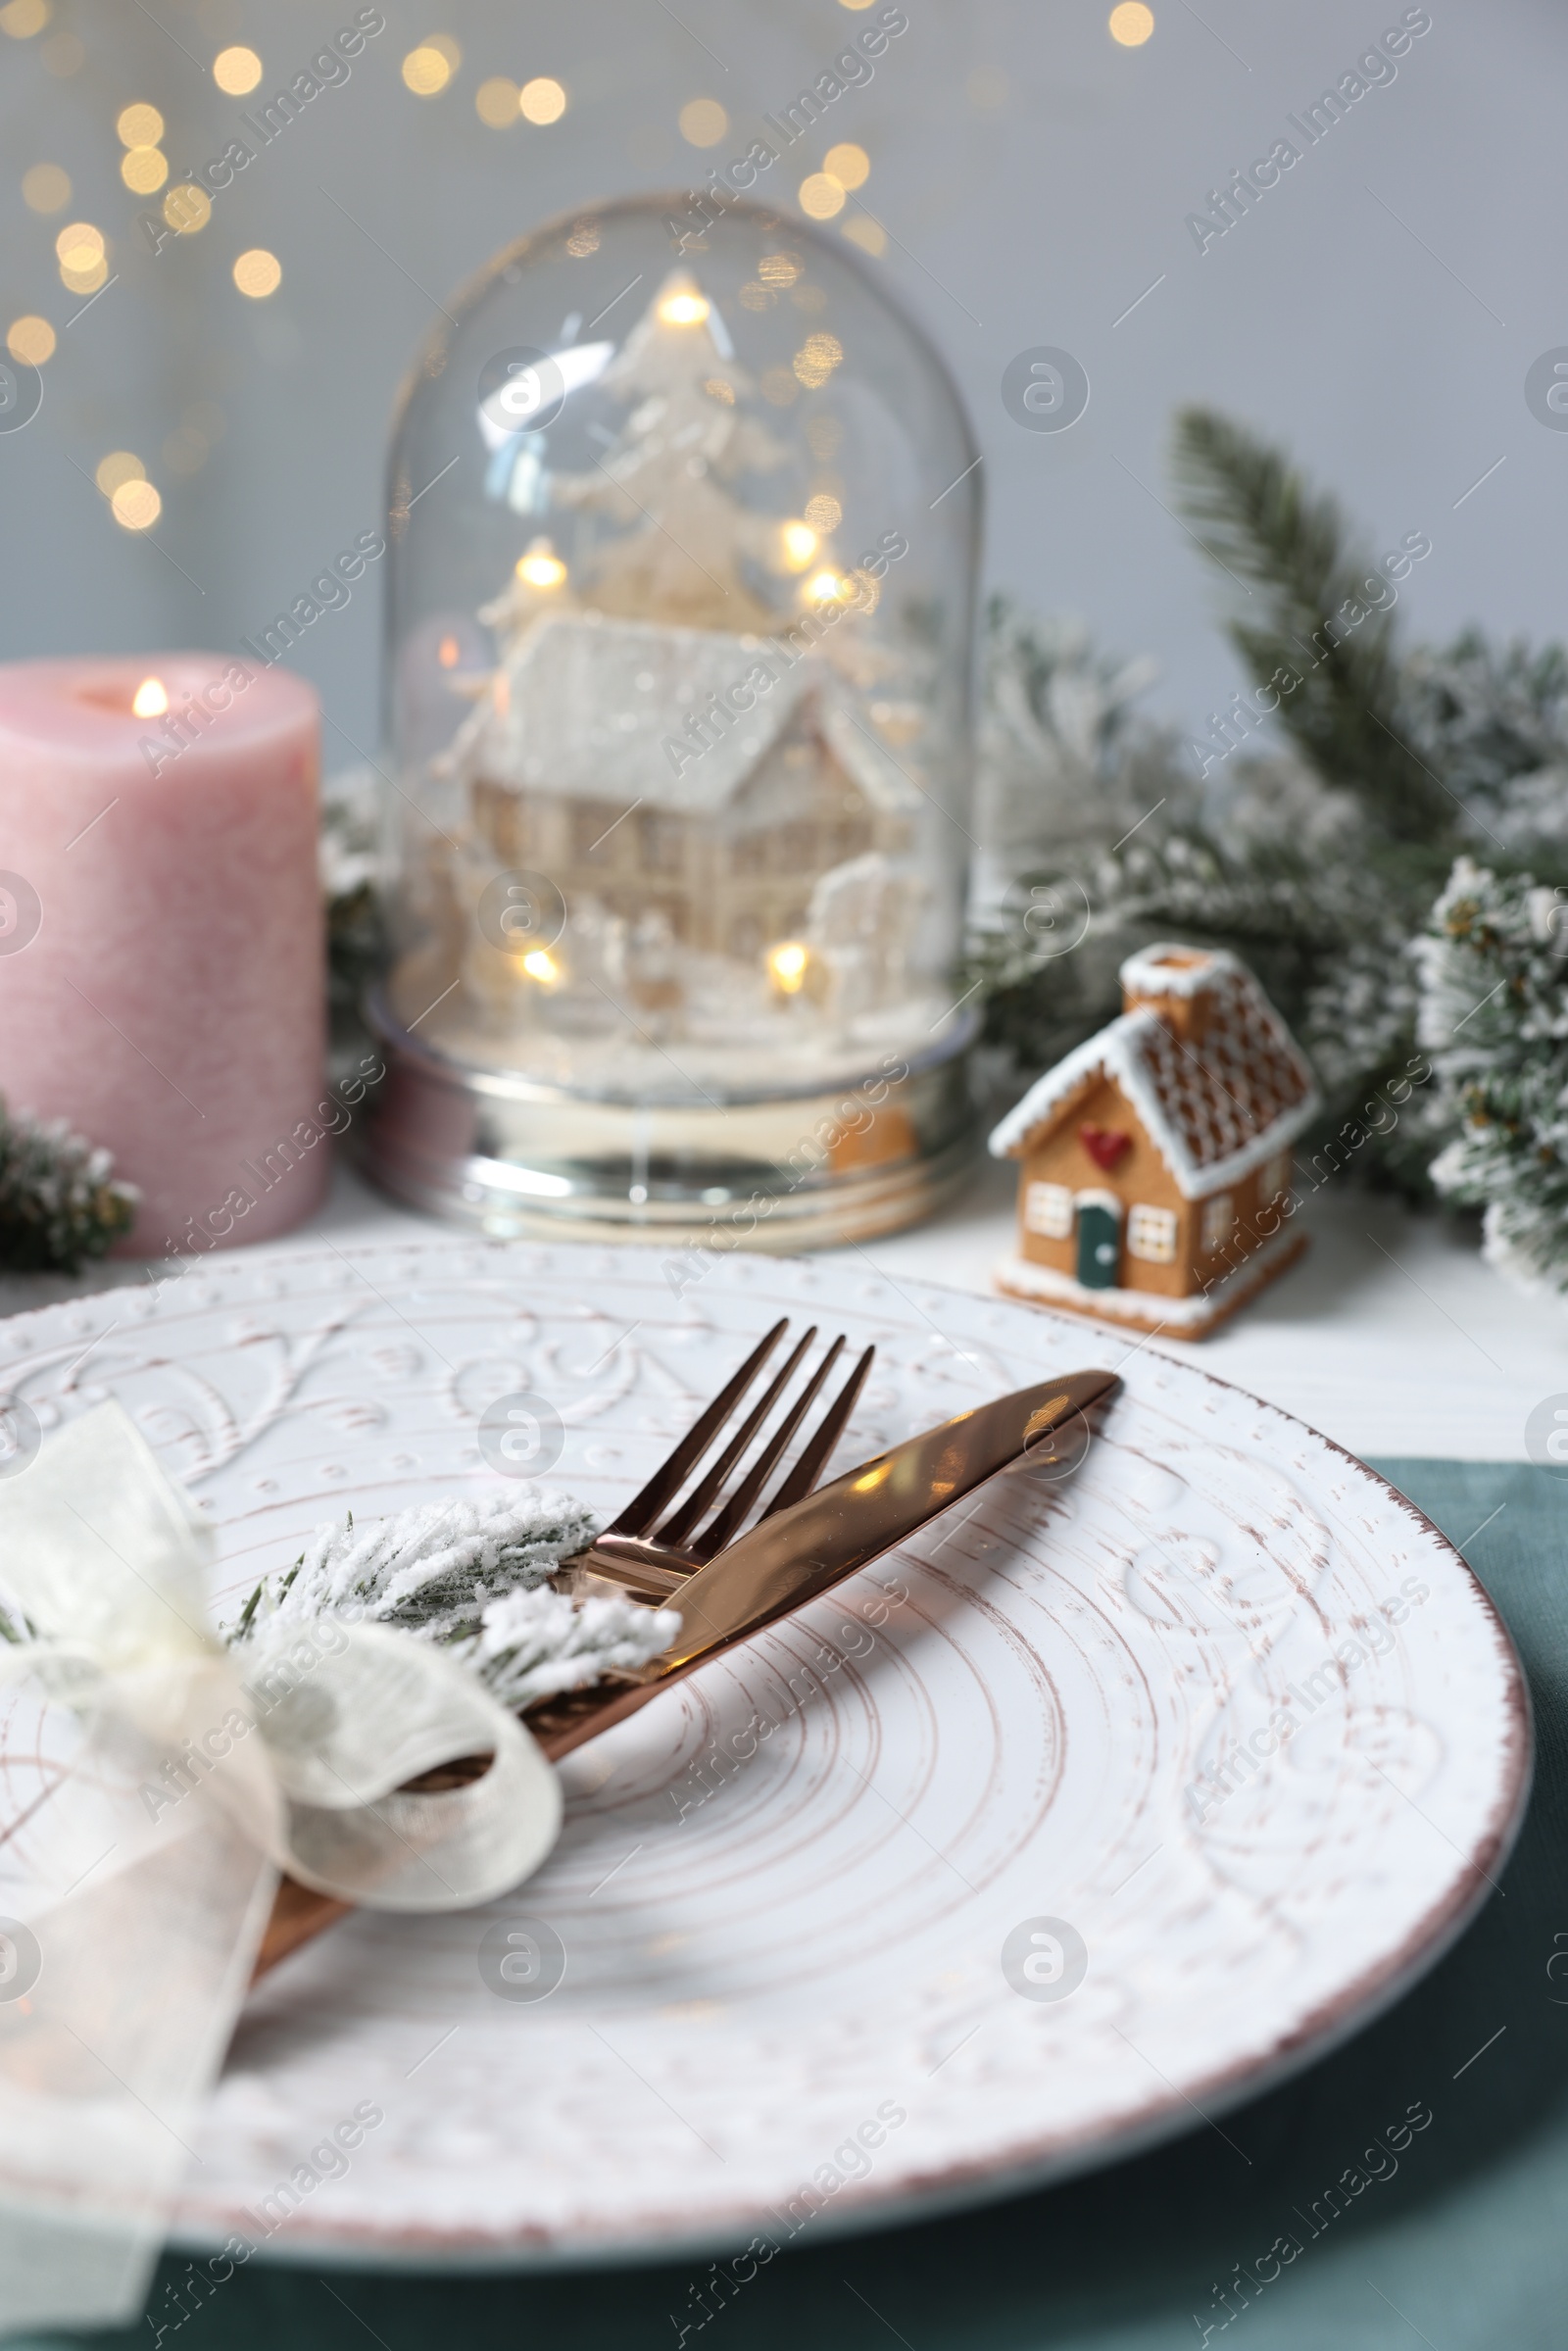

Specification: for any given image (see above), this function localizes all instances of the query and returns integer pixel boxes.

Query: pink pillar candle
[0,654,328,1254]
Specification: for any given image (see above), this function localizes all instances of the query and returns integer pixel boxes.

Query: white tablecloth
[1,1156,1561,1462]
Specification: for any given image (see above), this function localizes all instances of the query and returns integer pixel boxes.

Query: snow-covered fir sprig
[226,1491,678,1713]
[1416,857,1568,1294]
[441,1583,682,1712]
[0,1096,137,1272]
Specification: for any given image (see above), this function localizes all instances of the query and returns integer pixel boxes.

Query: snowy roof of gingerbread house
[988,944,1321,1200]
[458,612,917,820]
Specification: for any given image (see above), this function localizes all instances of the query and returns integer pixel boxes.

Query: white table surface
[0,1154,1560,1463]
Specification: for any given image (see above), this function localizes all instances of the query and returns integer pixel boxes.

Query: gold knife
[253,1366,1117,1976]
[519,1363,1118,1754]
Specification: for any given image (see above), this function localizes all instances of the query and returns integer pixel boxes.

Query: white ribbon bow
[0,1401,562,2337]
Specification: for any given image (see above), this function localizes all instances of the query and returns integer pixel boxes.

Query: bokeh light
[56,221,103,270]
[0,0,49,37]
[95,451,144,498]
[679,98,728,147]
[799,172,846,220]
[475,75,517,126]
[842,216,887,258]
[163,181,212,234]
[21,162,70,213]
[233,248,281,298]
[519,76,566,123]
[111,479,162,532]
[793,331,844,389]
[402,44,452,95]
[805,492,843,531]
[121,148,169,194]
[213,45,262,93]
[1108,3,1155,44]
[116,103,164,147]
[823,142,870,190]
[5,315,54,366]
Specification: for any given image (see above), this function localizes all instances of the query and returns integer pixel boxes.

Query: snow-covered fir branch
[0,1097,138,1272]
[227,1491,678,1712]
[1416,857,1568,1293]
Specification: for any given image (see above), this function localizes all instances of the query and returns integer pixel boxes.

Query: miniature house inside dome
[364,195,981,1246]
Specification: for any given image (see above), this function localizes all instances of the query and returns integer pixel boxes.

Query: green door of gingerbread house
[1075,1198,1121,1290]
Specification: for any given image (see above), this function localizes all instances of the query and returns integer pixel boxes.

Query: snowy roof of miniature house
[988,944,1321,1200]
[461,612,918,819]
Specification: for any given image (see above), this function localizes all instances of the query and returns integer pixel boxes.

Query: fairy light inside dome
[132,677,169,717]
[514,538,566,589]
[658,289,710,326]
[767,942,810,994]
[780,520,818,570]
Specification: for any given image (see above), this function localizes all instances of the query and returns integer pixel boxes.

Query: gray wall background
[0,0,1561,780]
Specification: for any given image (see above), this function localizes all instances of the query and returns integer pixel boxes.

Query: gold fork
[557,1318,875,1601]
[254,1320,875,1976]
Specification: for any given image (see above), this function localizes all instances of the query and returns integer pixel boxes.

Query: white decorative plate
[0,1240,1529,2266]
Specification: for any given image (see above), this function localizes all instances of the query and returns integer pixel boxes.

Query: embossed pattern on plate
[0,1242,1530,2265]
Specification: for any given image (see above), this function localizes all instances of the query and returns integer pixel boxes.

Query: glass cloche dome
[361,193,981,1249]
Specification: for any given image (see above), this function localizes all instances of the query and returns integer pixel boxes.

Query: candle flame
[132,676,169,717]
[520,948,561,986]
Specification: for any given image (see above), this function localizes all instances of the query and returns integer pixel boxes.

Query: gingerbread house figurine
[988,944,1321,1337]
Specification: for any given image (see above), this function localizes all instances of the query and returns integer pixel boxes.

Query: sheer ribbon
[0,1402,563,2335]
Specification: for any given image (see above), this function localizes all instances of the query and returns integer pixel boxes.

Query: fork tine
[692,1336,847,1560]
[758,1343,875,1522]
[656,1325,817,1548]
[605,1318,788,1538]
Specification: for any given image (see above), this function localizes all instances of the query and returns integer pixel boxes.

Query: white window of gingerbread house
[1260,1148,1294,1200]
[1024,1180,1073,1239]
[1200,1192,1234,1252]
[1127,1203,1178,1263]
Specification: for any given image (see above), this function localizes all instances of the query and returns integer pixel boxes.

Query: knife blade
[523,1365,1119,1759]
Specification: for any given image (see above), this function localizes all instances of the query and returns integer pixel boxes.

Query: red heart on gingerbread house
[1079,1123,1132,1171]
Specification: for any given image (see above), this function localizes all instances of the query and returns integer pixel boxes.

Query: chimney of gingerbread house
[1118,943,1232,1044]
